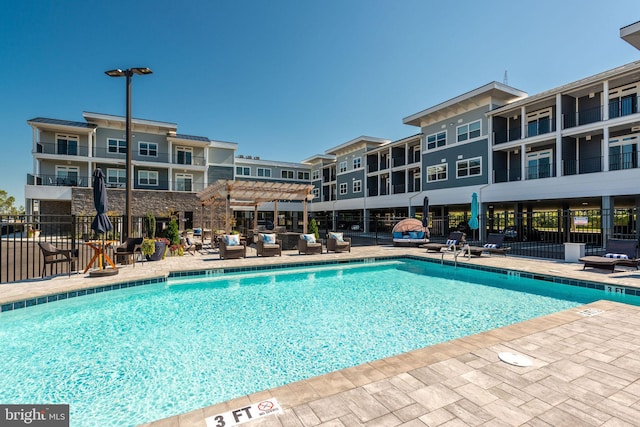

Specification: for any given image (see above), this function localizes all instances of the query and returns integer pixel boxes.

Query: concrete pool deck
[3,245,640,426]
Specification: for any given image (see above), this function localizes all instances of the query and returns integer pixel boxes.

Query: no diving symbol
[257,400,273,412]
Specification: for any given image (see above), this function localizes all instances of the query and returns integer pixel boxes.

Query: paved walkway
[3,245,640,426]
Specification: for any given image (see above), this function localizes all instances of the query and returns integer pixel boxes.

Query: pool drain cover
[577,308,604,317]
[498,352,532,367]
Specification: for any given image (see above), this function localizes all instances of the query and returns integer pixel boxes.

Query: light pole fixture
[104,67,153,239]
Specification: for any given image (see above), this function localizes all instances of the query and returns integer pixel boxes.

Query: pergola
[197,180,315,234]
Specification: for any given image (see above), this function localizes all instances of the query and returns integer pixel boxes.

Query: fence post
[375,214,379,245]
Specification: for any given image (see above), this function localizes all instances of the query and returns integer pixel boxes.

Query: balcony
[27,174,90,187]
[27,174,204,192]
[493,163,556,183]
[392,157,405,168]
[526,119,555,138]
[494,127,523,145]
[563,105,602,129]
[562,156,603,175]
[36,142,89,157]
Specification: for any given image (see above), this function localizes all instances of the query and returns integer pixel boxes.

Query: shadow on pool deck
[3,246,640,426]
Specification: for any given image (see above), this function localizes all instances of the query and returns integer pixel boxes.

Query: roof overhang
[83,112,178,133]
[197,179,315,207]
[403,82,528,127]
[325,136,390,157]
[621,21,640,50]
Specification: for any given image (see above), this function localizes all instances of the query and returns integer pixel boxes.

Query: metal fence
[1,208,638,283]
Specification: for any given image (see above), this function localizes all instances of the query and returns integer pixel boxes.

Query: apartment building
[25,111,314,231]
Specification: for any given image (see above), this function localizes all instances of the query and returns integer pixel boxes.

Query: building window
[526,150,553,179]
[281,170,294,179]
[56,134,79,156]
[257,168,271,177]
[457,120,481,143]
[108,138,126,154]
[353,157,361,169]
[427,164,447,182]
[106,168,126,187]
[339,161,347,173]
[54,165,79,186]
[297,171,310,180]
[175,173,193,191]
[456,157,482,178]
[609,135,638,171]
[339,183,348,195]
[353,180,362,193]
[138,170,158,186]
[526,108,552,137]
[609,83,638,119]
[426,131,446,150]
[139,142,157,157]
[176,147,193,165]
[312,188,320,198]
[236,166,250,176]
[312,170,320,180]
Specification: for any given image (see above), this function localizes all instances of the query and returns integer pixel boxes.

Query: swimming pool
[1,257,638,426]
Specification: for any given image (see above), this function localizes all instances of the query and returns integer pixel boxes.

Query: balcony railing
[493,163,556,183]
[562,156,603,175]
[563,105,603,129]
[36,142,89,157]
[493,127,523,145]
[526,119,556,138]
[392,157,405,168]
[27,174,204,192]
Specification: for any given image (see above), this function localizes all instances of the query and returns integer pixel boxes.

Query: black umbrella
[91,168,113,235]
[91,168,113,269]
[422,196,429,228]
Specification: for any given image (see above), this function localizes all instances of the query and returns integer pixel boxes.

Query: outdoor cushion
[484,243,498,248]
[605,253,629,259]
[329,232,344,242]
[302,233,316,244]
[393,232,404,239]
[224,234,240,246]
[408,231,420,239]
[446,239,458,245]
[262,233,276,244]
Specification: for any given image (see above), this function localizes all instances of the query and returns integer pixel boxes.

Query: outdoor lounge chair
[38,241,77,277]
[326,232,351,253]
[180,237,197,256]
[298,234,323,255]
[466,233,511,257]
[256,233,282,257]
[391,218,430,246]
[114,237,144,266]
[219,235,247,259]
[579,238,640,272]
[423,231,465,253]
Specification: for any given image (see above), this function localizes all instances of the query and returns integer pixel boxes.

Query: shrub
[308,218,319,240]
[164,218,180,246]
[145,213,156,239]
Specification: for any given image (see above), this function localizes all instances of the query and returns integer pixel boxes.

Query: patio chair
[38,241,77,277]
[256,233,282,257]
[579,238,639,272]
[114,237,144,266]
[466,233,511,257]
[180,237,197,256]
[423,231,465,253]
[219,234,247,259]
[298,234,323,255]
[326,232,351,253]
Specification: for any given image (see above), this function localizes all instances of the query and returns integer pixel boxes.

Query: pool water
[1,259,637,426]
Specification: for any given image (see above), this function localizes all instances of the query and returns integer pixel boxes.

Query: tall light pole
[104,67,153,239]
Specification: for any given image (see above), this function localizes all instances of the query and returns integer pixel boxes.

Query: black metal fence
[1,208,638,283]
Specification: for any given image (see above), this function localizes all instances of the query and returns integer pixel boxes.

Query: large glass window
[139,142,157,157]
[456,157,482,178]
[257,168,271,177]
[176,147,192,165]
[609,84,638,119]
[54,166,79,186]
[56,134,78,156]
[138,170,158,186]
[108,139,126,154]
[457,120,481,143]
[106,168,126,187]
[609,136,638,171]
[426,131,446,150]
[526,108,552,137]
[427,164,447,182]
[526,150,553,179]
[297,171,310,180]
[175,173,192,192]
[281,170,294,179]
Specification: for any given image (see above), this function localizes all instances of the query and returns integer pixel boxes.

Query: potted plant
[141,239,156,259]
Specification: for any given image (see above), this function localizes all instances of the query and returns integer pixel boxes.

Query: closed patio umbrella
[422,196,429,228]
[468,192,479,240]
[91,168,113,269]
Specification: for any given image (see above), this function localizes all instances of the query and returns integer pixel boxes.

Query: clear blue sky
[2,0,639,207]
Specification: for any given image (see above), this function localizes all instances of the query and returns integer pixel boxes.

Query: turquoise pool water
[1,258,638,426]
